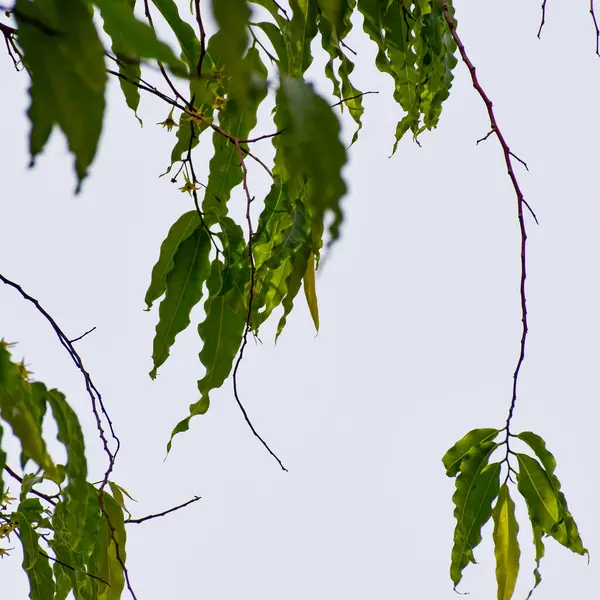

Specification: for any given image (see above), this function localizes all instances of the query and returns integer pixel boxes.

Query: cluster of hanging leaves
[0,342,131,599]
[443,428,588,599]
[1,0,591,598]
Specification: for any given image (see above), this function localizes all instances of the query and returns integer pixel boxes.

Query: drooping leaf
[90,491,126,600]
[47,389,88,547]
[517,432,587,556]
[492,483,520,600]
[16,0,107,188]
[19,381,47,470]
[524,523,546,600]
[94,0,185,70]
[150,226,212,378]
[14,504,55,600]
[145,211,201,310]
[99,0,142,121]
[275,76,347,246]
[303,249,319,331]
[276,243,310,339]
[151,0,201,72]
[516,453,560,533]
[168,260,245,450]
[288,0,319,76]
[442,428,500,477]
[450,441,501,589]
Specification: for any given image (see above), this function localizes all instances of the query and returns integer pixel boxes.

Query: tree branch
[125,496,201,525]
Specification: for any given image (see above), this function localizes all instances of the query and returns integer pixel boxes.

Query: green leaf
[289,0,319,77]
[492,483,520,600]
[99,0,141,121]
[145,211,201,310]
[150,226,212,378]
[275,76,347,246]
[15,505,55,600]
[517,432,587,556]
[276,244,310,339]
[0,347,57,480]
[94,0,185,70]
[442,428,500,477]
[47,389,88,547]
[168,260,245,451]
[91,491,126,600]
[303,249,319,331]
[516,453,560,533]
[16,0,107,188]
[450,441,500,589]
[252,21,290,71]
[151,0,201,72]
[525,523,545,600]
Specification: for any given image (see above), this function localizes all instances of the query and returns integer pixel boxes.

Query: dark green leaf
[16,0,107,188]
[276,243,310,339]
[289,0,319,76]
[450,441,500,589]
[150,227,212,378]
[443,428,500,477]
[145,211,201,310]
[151,0,201,72]
[492,483,520,600]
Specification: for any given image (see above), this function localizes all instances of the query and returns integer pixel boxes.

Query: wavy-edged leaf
[145,211,201,310]
[0,347,57,480]
[47,389,88,546]
[202,46,268,220]
[94,0,184,70]
[289,0,319,76]
[90,491,126,600]
[19,381,47,471]
[303,249,319,331]
[16,0,106,188]
[276,243,310,339]
[252,21,290,70]
[168,260,245,450]
[492,483,520,600]
[517,432,587,556]
[450,441,500,588]
[443,428,500,477]
[516,453,560,533]
[150,0,200,72]
[525,523,545,600]
[99,0,141,121]
[276,76,347,246]
[150,226,212,378]
[15,504,55,600]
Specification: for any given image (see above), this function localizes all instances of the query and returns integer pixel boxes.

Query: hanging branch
[126,495,201,525]
[440,0,534,467]
[591,0,600,56]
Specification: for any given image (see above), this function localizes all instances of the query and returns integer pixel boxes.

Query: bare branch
[126,496,201,525]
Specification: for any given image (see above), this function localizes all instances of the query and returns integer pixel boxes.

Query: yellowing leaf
[303,249,319,331]
[492,484,520,600]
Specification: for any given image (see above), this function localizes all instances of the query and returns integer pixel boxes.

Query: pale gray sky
[2,1,600,598]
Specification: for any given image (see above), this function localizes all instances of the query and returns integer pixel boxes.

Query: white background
[1,0,599,598]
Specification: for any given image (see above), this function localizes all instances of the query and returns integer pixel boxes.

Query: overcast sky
[2,1,600,598]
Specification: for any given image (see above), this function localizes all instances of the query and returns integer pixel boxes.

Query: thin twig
[537,0,548,38]
[39,551,110,585]
[194,0,207,76]
[231,143,287,472]
[330,90,378,108]
[126,496,201,525]
[440,1,533,476]
[591,0,600,56]
[272,0,290,21]
[4,466,57,506]
[69,326,96,344]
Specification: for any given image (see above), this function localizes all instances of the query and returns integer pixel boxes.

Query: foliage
[0,0,594,598]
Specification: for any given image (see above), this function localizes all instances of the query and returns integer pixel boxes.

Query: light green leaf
[168,260,245,450]
[525,524,545,600]
[276,244,310,339]
[442,428,500,477]
[516,453,560,533]
[492,483,520,600]
[517,432,587,556]
[150,226,212,378]
[94,0,185,70]
[15,505,55,600]
[289,0,319,76]
[450,441,500,588]
[99,0,141,121]
[303,249,319,331]
[151,0,201,72]
[145,211,201,310]
[16,0,106,188]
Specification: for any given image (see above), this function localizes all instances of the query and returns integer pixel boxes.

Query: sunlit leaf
[289,0,319,76]
[276,243,310,339]
[442,428,500,477]
[150,226,212,378]
[525,523,545,600]
[145,211,201,310]
[450,441,500,588]
[492,483,520,600]
[303,249,319,331]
